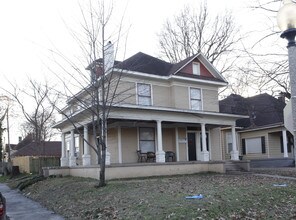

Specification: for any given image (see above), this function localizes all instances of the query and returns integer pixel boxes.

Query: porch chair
[137,150,146,162]
[146,152,156,162]
[165,151,175,162]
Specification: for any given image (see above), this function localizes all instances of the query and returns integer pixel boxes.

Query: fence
[12,156,60,173]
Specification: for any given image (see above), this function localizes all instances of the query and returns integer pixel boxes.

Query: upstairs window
[192,62,200,75]
[190,88,202,110]
[137,83,152,106]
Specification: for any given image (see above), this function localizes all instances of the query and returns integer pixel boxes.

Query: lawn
[17,171,296,219]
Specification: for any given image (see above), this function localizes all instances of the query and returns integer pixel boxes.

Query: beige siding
[153,85,171,107]
[121,127,138,163]
[203,89,219,112]
[162,128,176,152]
[12,156,30,173]
[268,133,282,158]
[178,128,187,161]
[107,128,119,163]
[171,86,188,109]
[210,128,222,160]
[114,81,136,105]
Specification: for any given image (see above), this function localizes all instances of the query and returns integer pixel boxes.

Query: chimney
[18,136,22,143]
[104,41,114,73]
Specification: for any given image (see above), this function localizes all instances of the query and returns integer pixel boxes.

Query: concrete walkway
[0,184,64,220]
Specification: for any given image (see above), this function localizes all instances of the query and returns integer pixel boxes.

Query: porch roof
[54,104,248,131]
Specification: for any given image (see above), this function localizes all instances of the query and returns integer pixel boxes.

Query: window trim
[136,82,153,106]
[192,62,200,75]
[138,127,156,153]
[189,87,202,110]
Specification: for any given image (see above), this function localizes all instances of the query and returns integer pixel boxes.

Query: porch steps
[225,161,245,173]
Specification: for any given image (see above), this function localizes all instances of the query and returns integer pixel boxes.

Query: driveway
[0,184,64,220]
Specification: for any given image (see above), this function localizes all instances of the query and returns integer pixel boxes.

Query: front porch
[43,160,226,180]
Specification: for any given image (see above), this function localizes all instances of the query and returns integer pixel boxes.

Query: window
[139,127,155,153]
[245,137,265,154]
[137,83,152,106]
[226,132,233,153]
[190,88,202,110]
[192,62,200,75]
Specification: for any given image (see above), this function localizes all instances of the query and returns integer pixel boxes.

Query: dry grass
[17,169,296,219]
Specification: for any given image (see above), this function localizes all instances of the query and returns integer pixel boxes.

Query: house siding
[178,128,187,161]
[162,128,176,152]
[121,127,138,163]
[115,80,136,105]
[171,85,188,109]
[210,128,222,160]
[153,85,171,108]
[203,89,219,112]
[107,128,119,163]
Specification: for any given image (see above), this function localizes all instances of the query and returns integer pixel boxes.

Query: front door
[187,133,197,161]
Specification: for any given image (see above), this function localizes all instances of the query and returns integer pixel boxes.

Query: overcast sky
[0,0,274,83]
[0,0,282,143]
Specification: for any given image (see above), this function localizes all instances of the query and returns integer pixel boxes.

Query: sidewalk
[0,184,64,220]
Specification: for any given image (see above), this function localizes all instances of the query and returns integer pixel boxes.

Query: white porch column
[82,125,91,166]
[60,133,68,166]
[118,126,122,163]
[156,120,165,162]
[230,125,239,160]
[282,129,288,158]
[69,130,76,167]
[200,123,209,161]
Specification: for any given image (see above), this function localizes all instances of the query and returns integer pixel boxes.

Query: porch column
[201,123,209,161]
[282,129,288,158]
[60,133,68,166]
[230,125,239,160]
[82,125,91,166]
[118,126,122,163]
[69,130,76,167]
[156,120,165,163]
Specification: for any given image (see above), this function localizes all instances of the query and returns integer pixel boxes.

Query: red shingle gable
[178,58,214,78]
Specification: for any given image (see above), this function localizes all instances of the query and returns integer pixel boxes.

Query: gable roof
[113,52,227,83]
[12,141,61,157]
[219,93,286,128]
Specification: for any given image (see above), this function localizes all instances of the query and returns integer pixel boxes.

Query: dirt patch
[19,170,296,219]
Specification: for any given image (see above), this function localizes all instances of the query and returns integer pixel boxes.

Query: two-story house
[51,50,247,179]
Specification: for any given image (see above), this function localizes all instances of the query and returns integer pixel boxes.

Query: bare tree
[49,0,130,187]
[236,0,291,98]
[158,2,241,74]
[4,79,58,173]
